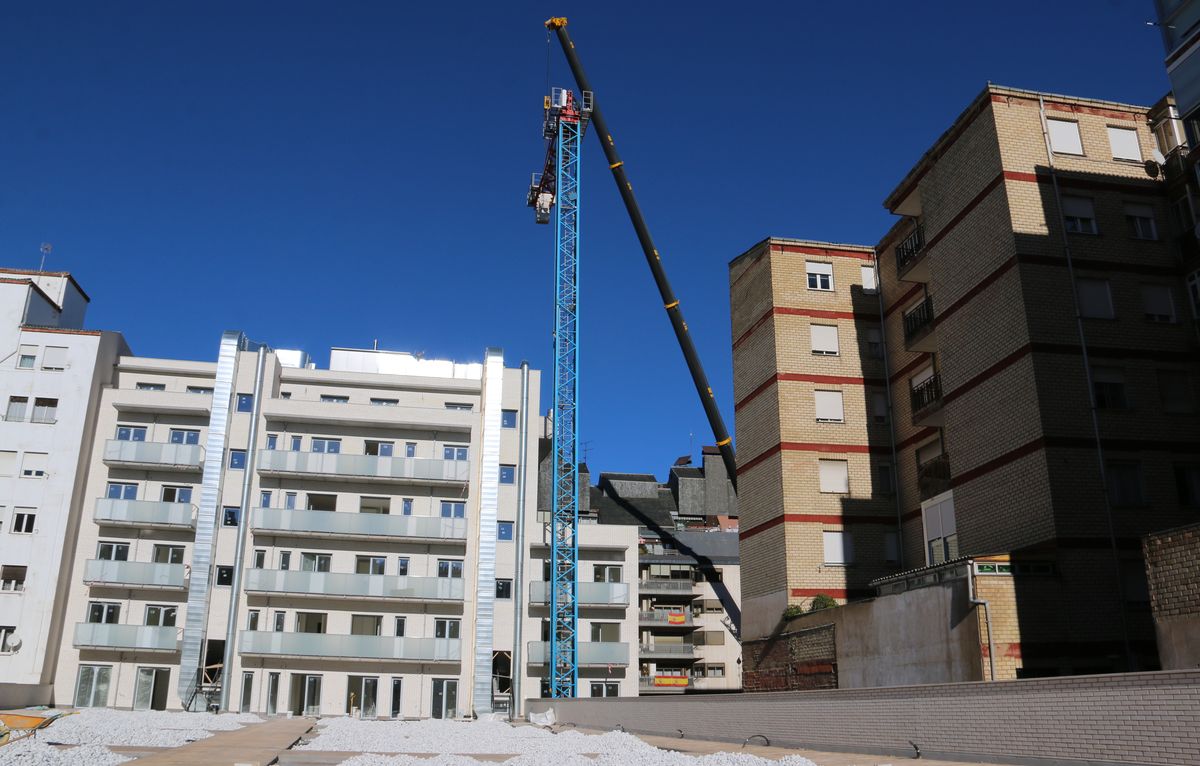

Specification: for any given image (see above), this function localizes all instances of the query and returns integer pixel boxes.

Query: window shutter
[860,265,877,292]
[806,262,833,277]
[916,438,943,465]
[870,391,888,420]
[1062,196,1095,219]
[1076,278,1112,318]
[814,390,844,422]
[910,365,935,388]
[810,325,839,354]
[1107,127,1142,161]
[1141,284,1175,321]
[823,531,846,564]
[1048,119,1083,154]
[818,459,849,493]
[41,346,68,370]
[1092,366,1124,385]
[1125,202,1154,220]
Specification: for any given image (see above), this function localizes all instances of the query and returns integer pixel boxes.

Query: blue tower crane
[527,86,592,697]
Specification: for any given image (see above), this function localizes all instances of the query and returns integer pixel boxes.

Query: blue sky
[0,1,1171,477]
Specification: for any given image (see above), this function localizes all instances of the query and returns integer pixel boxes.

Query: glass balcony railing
[528,581,629,606]
[239,631,461,662]
[526,641,630,666]
[83,559,187,590]
[639,675,691,690]
[638,610,694,627]
[103,440,204,471]
[74,622,179,652]
[638,643,697,659]
[257,450,469,485]
[242,569,465,602]
[94,498,196,530]
[639,578,698,596]
[251,508,467,543]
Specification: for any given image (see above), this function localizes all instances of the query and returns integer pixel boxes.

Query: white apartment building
[52,337,640,716]
[0,269,127,709]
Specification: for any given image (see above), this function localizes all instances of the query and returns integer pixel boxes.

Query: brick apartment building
[733,84,1200,679]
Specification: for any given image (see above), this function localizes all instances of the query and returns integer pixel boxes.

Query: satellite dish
[1144,159,1161,179]
[7,634,21,651]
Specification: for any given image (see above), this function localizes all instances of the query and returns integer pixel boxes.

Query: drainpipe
[966,560,996,681]
[510,361,531,719]
[220,346,267,711]
[1035,94,1134,671]
[874,249,906,570]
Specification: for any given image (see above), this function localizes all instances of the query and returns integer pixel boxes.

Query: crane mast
[527,87,591,697]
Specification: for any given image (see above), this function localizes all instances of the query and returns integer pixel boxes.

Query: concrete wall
[529,669,1200,766]
[1144,522,1200,670]
[0,683,53,709]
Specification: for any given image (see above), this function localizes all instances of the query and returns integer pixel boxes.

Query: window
[823,530,853,565]
[290,435,302,451]
[870,391,889,424]
[106,482,137,500]
[351,615,382,636]
[923,494,957,565]
[499,465,515,484]
[810,324,839,355]
[360,496,390,514]
[97,541,129,561]
[0,451,14,476]
[405,442,416,458]
[279,551,292,570]
[591,682,619,697]
[273,611,286,632]
[875,462,895,494]
[1107,126,1142,161]
[1107,462,1144,506]
[247,610,260,631]
[1047,118,1083,154]
[365,441,394,457]
[1141,284,1176,322]
[17,345,36,369]
[319,394,349,404]
[1189,270,1200,318]
[31,398,57,424]
[280,391,292,399]
[266,434,278,450]
[222,506,241,527]
[865,327,883,358]
[370,398,399,406]
[814,390,844,423]
[443,445,468,461]
[501,410,518,428]
[496,579,513,599]
[594,565,622,583]
[301,553,331,572]
[1176,465,1200,506]
[20,452,47,478]
[306,493,336,512]
[145,605,176,627]
[169,428,200,445]
[355,556,386,575]
[228,449,246,469]
[437,559,464,579]
[253,549,266,569]
[0,626,17,654]
[311,438,341,454]
[1,565,27,592]
[284,492,297,510]
[1159,370,1196,413]
[152,545,184,564]
[74,665,112,707]
[215,566,234,586]
[162,485,192,504]
[401,498,413,516]
[394,616,406,636]
[186,385,214,395]
[116,425,146,441]
[41,346,68,371]
[396,557,409,576]
[13,512,35,534]
[1092,366,1127,409]
[1125,203,1158,239]
[87,602,120,624]
[590,623,619,642]
[497,521,514,541]
[440,501,465,518]
[445,402,473,411]
[259,490,272,508]
[1063,196,1098,234]
[434,619,461,639]
[5,397,27,422]
[236,393,254,412]
[818,459,849,493]
[806,261,834,291]
[136,382,166,391]
[1077,278,1114,318]
[860,265,877,293]
[883,531,900,564]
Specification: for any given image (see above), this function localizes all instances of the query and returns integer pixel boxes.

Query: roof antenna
[373,338,379,350]
[39,243,51,272]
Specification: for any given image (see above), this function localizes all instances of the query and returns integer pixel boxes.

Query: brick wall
[529,669,1200,766]
[742,622,837,692]
[1144,522,1200,669]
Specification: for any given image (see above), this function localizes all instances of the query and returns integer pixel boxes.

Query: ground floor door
[289,673,322,716]
[133,667,170,711]
[239,671,254,713]
[431,679,458,719]
[346,676,378,718]
[390,679,403,718]
[75,665,112,708]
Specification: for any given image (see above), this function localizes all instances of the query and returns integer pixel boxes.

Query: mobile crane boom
[544,17,738,490]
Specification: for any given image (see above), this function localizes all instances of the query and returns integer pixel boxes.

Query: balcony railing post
[895,224,926,272]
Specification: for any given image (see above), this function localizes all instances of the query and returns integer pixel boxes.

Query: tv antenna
[39,243,52,271]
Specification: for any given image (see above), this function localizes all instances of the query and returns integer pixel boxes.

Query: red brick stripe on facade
[950,437,1047,488]
[772,243,875,261]
[1004,169,1161,196]
[934,257,1018,327]
[884,283,924,318]
[735,372,884,413]
[896,427,940,451]
[889,352,932,384]
[738,440,889,476]
[1017,253,1178,277]
[941,344,1034,406]
[739,513,898,541]
[924,173,1006,253]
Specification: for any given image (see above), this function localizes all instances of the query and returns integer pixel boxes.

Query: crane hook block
[545,17,568,29]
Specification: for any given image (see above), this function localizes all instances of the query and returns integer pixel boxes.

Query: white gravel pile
[0,740,131,766]
[301,718,817,766]
[39,708,261,747]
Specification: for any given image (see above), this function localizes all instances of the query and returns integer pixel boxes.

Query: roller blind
[823,531,854,564]
[818,459,849,493]
[860,265,877,292]
[1048,119,1083,154]
[1107,127,1142,161]
[810,325,839,355]
[806,262,833,276]
[1062,196,1095,218]
[41,346,69,371]
[1077,278,1113,318]
[1141,284,1175,321]
[814,390,844,422]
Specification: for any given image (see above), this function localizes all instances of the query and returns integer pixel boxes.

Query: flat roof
[729,236,875,269]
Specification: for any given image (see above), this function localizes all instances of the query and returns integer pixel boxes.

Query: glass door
[303,674,322,716]
[133,667,169,711]
[266,672,279,715]
[240,672,254,713]
[74,665,112,708]
[361,677,378,718]
[431,679,458,719]
[390,679,403,718]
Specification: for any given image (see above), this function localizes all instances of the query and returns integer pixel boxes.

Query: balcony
[243,569,464,603]
[252,508,467,544]
[257,450,469,487]
[526,641,630,667]
[239,631,460,663]
[894,224,930,282]
[110,389,211,418]
[74,623,179,653]
[639,578,699,599]
[83,559,188,591]
[638,643,696,660]
[94,498,196,531]
[529,581,629,606]
[918,453,952,500]
[103,440,204,472]
[910,373,945,428]
[902,295,937,352]
[638,610,695,628]
[261,397,474,433]
[639,675,691,692]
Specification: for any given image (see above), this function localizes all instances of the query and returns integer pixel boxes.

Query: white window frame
[813,390,845,423]
[1107,126,1142,162]
[810,324,839,356]
[806,261,834,291]
[1124,202,1158,240]
[1062,196,1098,234]
[1047,118,1084,155]
[822,531,854,566]
[817,459,849,494]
